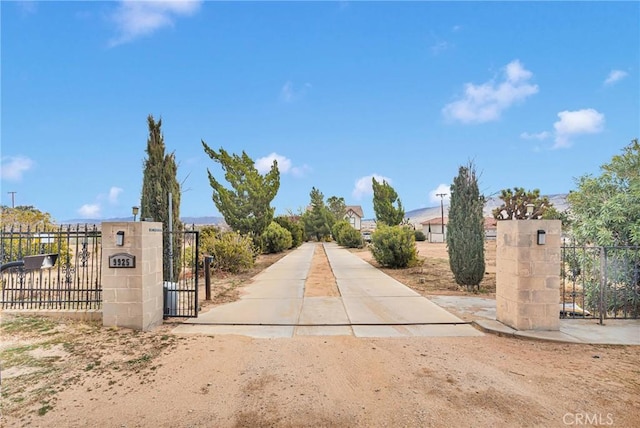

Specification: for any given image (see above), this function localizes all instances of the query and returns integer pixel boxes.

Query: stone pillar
[496,220,561,331]
[101,222,164,331]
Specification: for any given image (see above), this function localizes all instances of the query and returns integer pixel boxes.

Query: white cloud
[279,81,311,103]
[428,184,451,205]
[255,153,292,174]
[553,109,605,149]
[1,156,35,181]
[109,0,202,47]
[520,131,551,140]
[108,187,123,204]
[352,174,392,200]
[442,60,539,124]
[78,187,125,219]
[78,204,101,218]
[604,69,628,86]
[255,152,310,178]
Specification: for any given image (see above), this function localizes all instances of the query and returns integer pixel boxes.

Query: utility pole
[7,191,17,208]
[436,193,447,241]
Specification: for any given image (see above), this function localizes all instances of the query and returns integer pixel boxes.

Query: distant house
[344,205,364,230]
[421,217,448,243]
[421,216,498,242]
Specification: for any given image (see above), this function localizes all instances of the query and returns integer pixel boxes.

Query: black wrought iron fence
[561,244,640,323]
[1,224,102,310]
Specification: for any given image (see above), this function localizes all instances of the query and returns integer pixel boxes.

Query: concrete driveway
[173,243,483,338]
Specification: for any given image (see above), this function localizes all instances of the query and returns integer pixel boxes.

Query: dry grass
[351,241,497,297]
[0,315,180,424]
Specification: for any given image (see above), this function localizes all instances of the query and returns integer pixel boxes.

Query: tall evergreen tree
[372,177,404,225]
[446,161,485,291]
[202,143,279,242]
[326,196,347,223]
[301,187,332,241]
[140,115,182,282]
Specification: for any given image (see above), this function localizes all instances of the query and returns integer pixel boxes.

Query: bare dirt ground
[352,241,496,298]
[304,244,340,297]
[2,241,639,427]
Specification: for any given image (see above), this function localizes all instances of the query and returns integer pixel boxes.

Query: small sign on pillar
[108,253,136,268]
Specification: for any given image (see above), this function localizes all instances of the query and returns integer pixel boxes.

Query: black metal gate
[163,228,199,318]
[1,224,102,310]
[561,244,640,323]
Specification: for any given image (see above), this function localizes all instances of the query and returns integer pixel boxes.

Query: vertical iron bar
[194,230,199,317]
[205,255,212,301]
[599,247,606,325]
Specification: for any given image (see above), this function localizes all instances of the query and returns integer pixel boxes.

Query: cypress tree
[446,161,485,291]
[302,187,332,241]
[140,115,182,282]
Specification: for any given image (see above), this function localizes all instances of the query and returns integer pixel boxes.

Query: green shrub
[274,216,304,248]
[370,225,418,268]
[332,220,351,242]
[261,222,293,254]
[339,226,364,248]
[414,230,426,241]
[201,230,254,273]
[331,220,363,248]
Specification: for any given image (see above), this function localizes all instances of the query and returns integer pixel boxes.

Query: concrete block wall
[101,222,164,331]
[496,220,562,331]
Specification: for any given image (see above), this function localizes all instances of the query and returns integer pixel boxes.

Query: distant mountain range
[363,193,569,228]
[403,193,569,226]
[63,194,569,227]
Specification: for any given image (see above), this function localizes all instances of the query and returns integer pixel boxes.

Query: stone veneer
[496,219,562,331]
[101,222,164,331]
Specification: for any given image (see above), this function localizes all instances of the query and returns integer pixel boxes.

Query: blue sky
[2,1,639,222]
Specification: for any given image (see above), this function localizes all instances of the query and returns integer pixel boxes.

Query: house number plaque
[109,253,136,268]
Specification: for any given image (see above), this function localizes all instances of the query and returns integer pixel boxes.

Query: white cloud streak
[352,174,392,200]
[520,131,551,140]
[442,60,538,124]
[604,69,628,86]
[108,187,124,204]
[255,153,309,177]
[1,156,35,181]
[553,109,605,149]
[428,184,451,205]
[78,204,101,218]
[109,0,202,47]
[256,153,291,174]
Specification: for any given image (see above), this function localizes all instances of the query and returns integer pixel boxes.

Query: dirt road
[22,332,640,428]
[2,242,639,427]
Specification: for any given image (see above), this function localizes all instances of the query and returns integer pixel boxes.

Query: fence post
[496,219,562,331]
[102,221,164,331]
[599,247,606,325]
[204,255,213,301]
